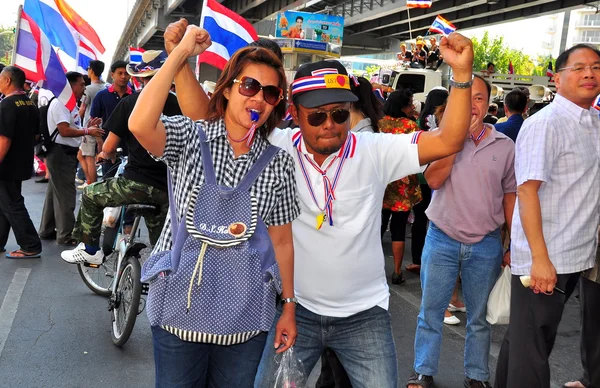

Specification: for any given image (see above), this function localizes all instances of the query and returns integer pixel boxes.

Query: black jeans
[410,184,431,266]
[495,273,580,388]
[0,180,42,253]
[579,276,600,388]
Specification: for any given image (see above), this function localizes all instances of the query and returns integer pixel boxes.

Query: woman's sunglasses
[232,76,283,106]
[305,108,350,127]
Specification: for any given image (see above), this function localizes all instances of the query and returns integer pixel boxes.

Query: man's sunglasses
[305,108,350,127]
[232,76,283,106]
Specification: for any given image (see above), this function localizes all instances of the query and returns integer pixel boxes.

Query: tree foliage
[471,31,537,75]
[0,26,15,66]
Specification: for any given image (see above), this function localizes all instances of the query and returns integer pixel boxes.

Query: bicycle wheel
[77,253,117,297]
[111,256,142,347]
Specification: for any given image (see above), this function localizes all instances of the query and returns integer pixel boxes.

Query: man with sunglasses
[162,21,475,387]
[495,44,600,388]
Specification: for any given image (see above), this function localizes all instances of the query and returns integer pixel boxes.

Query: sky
[0,0,563,72]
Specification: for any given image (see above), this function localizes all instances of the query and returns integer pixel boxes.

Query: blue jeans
[255,304,398,388]
[414,223,502,381]
[152,326,267,388]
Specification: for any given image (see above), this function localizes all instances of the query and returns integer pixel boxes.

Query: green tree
[471,31,536,75]
[532,54,555,77]
[365,65,380,78]
[0,26,16,66]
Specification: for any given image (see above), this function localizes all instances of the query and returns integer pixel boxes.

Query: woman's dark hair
[419,88,448,130]
[384,88,413,119]
[249,38,283,62]
[207,47,287,137]
[350,76,383,132]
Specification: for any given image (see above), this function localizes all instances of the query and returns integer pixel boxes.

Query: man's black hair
[504,90,528,114]
[1,66,26,89]
[474,74,492,101]
[82,74,91,86]
[88,60,105,78]
[384,88,414,118]
[249,38,283,62]
[110,60,128,73]
[555,44,600,72]
[488,103,498,113]
[487,62,495,69]
[66,71,83,84]
[296,16,304,22]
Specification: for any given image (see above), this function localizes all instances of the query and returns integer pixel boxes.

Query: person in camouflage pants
[72,176,168,247]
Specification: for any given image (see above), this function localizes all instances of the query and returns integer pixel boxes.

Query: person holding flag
[162,18,476,387]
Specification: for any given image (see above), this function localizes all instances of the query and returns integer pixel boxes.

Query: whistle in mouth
[250,110,260,122]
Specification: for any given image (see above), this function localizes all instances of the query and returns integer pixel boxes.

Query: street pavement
[0,179,583,388]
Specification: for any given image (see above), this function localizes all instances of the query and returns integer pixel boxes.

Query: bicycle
[76,155,157,346]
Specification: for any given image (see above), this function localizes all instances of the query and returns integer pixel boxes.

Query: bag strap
[47,97,59,141]
[236,145,279,192]
[196,124,217,185]
[166,167,189,272]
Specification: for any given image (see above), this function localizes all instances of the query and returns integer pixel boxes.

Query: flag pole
[407,7,413,40]
[11,5,23,65]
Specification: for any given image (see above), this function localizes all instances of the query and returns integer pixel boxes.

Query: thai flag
[407,0,432,8]
[429,15,457,36]
[546,62,554,79]
[130,47,145,64]
[373,88,385,101]
[199,0,258,70]
[508,61,514,75]
[593,94,600,111]
[24,0,105,72]
[14,10,77,111]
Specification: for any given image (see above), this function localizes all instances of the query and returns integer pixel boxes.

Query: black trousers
[579,276,600,388]
[316,348,352,388]
[0,180,42,252]
[494,273,580,388]
[410,184,431,266]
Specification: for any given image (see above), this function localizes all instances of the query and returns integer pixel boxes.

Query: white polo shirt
[269,128,422,317]
[47,98,82,148]
[511,94,600,275]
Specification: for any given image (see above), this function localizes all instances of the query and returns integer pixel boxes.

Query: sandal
[406,264,421,273]
[392,271,406,285]
[563,380,586,388]
[407,372,434,388]
[6,249,41,259]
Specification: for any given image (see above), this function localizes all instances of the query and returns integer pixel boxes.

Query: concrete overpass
[112,0,599,68]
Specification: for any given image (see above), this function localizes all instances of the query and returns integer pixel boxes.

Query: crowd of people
[396,36,444,70]
[0,17,599,388]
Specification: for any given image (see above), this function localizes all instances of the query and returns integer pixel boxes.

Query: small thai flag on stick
[429,15,457,36]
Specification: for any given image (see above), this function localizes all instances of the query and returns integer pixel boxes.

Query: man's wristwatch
[449,74,474,89]
[281,297,298,305]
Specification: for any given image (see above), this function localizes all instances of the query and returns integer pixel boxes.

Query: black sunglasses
[232,76,283,106]
[305,108,350,127]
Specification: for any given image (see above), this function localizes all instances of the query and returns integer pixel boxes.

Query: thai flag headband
[292,73,352,96]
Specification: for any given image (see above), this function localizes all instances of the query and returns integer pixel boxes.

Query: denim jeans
[414,223,502,381]
[152,326,267,388]
[255,304,398,388]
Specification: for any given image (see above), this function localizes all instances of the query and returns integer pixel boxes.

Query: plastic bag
[103,207,121,228]
[274,347,307,388]
[486,265,511,325]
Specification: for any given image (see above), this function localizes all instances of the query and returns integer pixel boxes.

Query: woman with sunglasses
[128,27,300,387]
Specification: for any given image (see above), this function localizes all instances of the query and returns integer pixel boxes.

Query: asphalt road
[0,179,583,388]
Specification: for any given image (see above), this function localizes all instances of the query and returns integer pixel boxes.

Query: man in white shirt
[38,72,104,245]
[495,44,600,388]
[162,22,475,387]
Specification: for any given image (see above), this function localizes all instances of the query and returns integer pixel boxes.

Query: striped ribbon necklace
[470,125,487,142]
[295,134,354,230]
[227,110,259,147]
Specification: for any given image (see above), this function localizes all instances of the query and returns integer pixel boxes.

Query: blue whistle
[250,110,260,122]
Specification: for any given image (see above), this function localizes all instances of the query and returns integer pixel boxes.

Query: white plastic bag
[102,207,121,228]
[486,265,512,325]
[274,347,307,388]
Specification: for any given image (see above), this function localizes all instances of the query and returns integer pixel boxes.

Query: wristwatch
[281,297,298,305]
[449,74,474,89]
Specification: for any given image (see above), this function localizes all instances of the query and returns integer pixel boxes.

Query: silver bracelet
[449,74,474,89]
[281,297,298,305]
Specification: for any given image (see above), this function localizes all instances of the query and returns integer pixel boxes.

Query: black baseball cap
[291,60,358,108]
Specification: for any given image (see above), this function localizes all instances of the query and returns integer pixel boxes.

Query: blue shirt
[90,85,132,139]
[495,114,524,142]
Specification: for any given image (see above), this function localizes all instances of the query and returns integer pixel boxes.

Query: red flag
[508,61,514,75]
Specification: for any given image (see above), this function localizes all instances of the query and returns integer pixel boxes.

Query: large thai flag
[406,0,432,8]
[14,10,77,111]
[23,0,105,73]
[429,15,457,36]
[199,0,258,70]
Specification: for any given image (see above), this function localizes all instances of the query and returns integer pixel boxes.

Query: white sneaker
[448,303,467,313]
[77,182,89,190]
[444,315,461,325]
[61,243,104,265]
[75,177,84,184]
